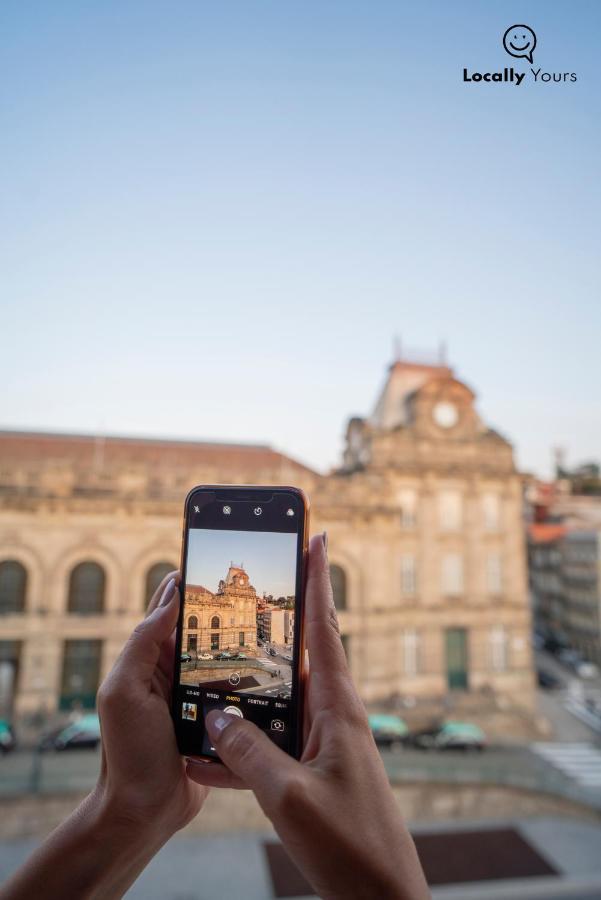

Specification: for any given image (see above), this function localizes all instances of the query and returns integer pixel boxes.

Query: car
[537,668,561,689]
[410,721,486,752]
[269,648,278,657]
[368,714,409,749]
[199,652,213,660]
[39,714,101,752]
[215,651,233,661]
[558,648,582,670]
[282,655,293,664]
[0,720,16,754]
[235,653,247,660]
[180,653,192,663]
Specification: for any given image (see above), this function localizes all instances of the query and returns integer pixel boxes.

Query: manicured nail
[322,532,328,555]
[206,709,235,740]
[159,577,176,607]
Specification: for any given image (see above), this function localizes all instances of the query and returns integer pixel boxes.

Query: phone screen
[172,486,307,760]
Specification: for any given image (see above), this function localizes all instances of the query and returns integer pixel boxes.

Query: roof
[370,358,455,430]
[528,523,567,544]
[0,429,316,475]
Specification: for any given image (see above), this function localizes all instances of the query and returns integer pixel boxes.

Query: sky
[186,528,297,597]
[1,1,599,477]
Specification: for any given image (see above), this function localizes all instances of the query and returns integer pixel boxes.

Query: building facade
[183,566,258,656]
[0,355,535,723]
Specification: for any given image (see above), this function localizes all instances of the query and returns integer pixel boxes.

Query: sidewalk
[1,818,600,899]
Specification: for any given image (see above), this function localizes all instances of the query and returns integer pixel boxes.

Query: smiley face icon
[502,24,537,64]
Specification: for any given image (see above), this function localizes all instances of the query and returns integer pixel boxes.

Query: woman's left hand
[96,572,208,834]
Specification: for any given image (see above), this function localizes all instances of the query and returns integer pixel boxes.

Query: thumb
[205,710,297,809]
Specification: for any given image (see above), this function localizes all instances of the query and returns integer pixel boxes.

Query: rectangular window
[59,639,102,711]
[239,631,245,646]
[442,553,463,596]
[487,554,503,594]
[403,629,419,677]
[483,493,501,531]
[211,633,220,651]
[400,555,417,596]
[187,635,197,652]
[399,489,417,528]
[439,491,462,531]
[489,626,509,672]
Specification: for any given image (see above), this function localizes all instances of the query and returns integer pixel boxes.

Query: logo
[462,24,577,87]
[502,25,536,64]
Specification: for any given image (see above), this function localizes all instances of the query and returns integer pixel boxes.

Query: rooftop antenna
[393,334,402,363]
[438,340,448,365]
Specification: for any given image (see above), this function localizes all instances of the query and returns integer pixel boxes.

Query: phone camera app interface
[177,497,300,757]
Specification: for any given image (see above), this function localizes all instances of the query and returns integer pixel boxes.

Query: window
[487,554,503,594]
[210,615,220,629]
[0,561,27,614]
[211,633,220,651]
[489,626,509,672]
[59,639,102,710]
[239,632,245,646]
[144,561,176,608]
[442,553,463,596]
[400,555,416,596]
[187,635,197,652]
[483,493,501,531]
[330,565,347,610]
[403,629,419,677]
[0,640,21,714]
[68,563,105,614]
[439,491,462,531]
[188,615,198,629]
[399,489,417,528]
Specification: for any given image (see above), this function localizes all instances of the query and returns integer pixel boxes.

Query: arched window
[188,615,198,629]
[68,562,105,614]
[211,615,220,629]
[144,561,177,608]
[0,561,27,614]
[330,565,347,611]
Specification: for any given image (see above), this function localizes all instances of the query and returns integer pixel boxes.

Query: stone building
[0,353,535,725]
[183,565,258,656]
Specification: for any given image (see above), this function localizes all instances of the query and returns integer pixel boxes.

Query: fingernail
[159,577,176,607]
[206,709,235,740]
[322,532,328,555]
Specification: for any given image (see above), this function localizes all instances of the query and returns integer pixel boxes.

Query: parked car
[215,651,233,661]
[368,714,409,749]
[235,653,247,660]
[199,652,213,660]
[0,720,16,754]
[410,721,486,752]
[537,668,561,690]
[558,648,582,670]
[180,653,192,663]
[269,648,278,657]
[39,714,101,752]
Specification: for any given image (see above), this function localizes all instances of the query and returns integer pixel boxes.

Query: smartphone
[172,485,309,761]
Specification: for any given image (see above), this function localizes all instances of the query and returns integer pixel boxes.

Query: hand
[2,574,209,900]
[96,573,208,836]
[187,536,429,900]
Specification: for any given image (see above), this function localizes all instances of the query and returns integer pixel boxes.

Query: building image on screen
[180,528,298,700]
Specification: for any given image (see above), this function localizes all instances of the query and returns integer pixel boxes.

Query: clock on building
[433,401,458,429]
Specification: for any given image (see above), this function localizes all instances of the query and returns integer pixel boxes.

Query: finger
[112,578,180,690]
[304,534,348,683]
[146,570,181,617]
[185,759,248,790]
[204,710,297,810]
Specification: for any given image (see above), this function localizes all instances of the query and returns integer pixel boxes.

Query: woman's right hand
[187,534,430,900]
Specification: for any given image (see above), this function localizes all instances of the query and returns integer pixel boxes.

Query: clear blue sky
[1,1,599,477]
[187,528,297,597]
